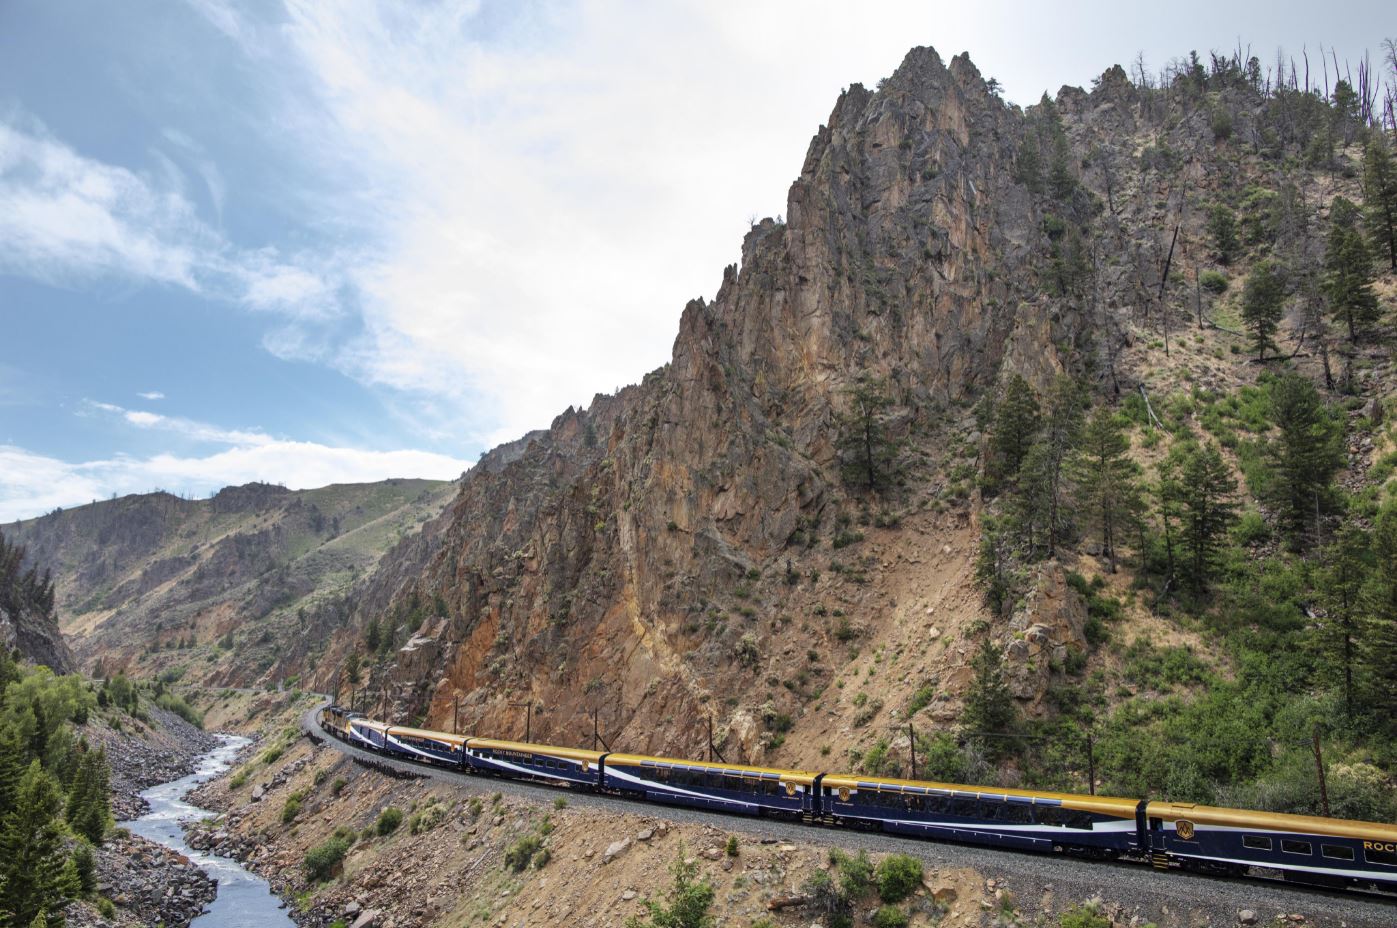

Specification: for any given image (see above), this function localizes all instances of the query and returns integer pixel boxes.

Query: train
[318,704,1397,893]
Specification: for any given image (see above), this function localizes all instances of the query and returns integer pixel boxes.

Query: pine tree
[364,617,382,655]
[1363,501,1397,733]
[1010,378,1084,557]
[834,376,901,492]
[1241,260,1286,360]
[1316,523,1370,724]
[985,375,1041,491]
[1207,204,1239,265]
[65,747,109,845]
[974,516,1015,617]
[1323,197,1379,344]
[1161,441,1238,596]
[1072,407,1143,573]
[1263,373,1344,549]
[961,640,1018,760]
[0,728,23,821]
[1363,138,1397,271]
[0,761,78,927]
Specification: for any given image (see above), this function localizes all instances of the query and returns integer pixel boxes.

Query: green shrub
[1233,510,1270,545]
[303,835,352,882]
[831,849,874,899]
[376,806,403,836]
[228,769,248,789]
[872,905,910,928]
[724,835,739,857]
[97,898,116,919]
[331,777,348,796]
[1060,902,1112,928]
[531,847,551,869]
[155,691,204,728]
[1200,269,1229,294]
[553,796,567,810]
[281,797,301,824]
[409,802,445,835]
[875,854,923,903]
[906,683,936,716]
[504,835,543,872]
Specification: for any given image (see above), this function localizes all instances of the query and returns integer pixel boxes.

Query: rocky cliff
[318,47,1113,759]
[0,530,75,671]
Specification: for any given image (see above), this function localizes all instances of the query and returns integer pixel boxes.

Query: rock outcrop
[319,47,1105,757]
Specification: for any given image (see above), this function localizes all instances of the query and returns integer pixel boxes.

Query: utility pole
[453,694,461,736]
[907,722,917,780]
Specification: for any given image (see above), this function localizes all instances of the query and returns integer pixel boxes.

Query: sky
[0,0,1389,522]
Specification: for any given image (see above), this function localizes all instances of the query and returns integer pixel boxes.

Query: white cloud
[137,391,166,401]
[0,442,468,523]
[0,118,342,322]
[85,399,276,447]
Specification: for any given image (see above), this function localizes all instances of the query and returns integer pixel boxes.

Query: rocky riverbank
[66,832,218,928]
[88,702,221,819]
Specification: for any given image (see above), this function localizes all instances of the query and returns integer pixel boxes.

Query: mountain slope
[4,479,456,684]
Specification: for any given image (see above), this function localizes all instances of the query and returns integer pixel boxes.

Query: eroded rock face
[1003,565,1090,707]
[0,600,75,673]
[323,46,1093,757]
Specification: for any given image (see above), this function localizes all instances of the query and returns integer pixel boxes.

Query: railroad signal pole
[707,714,726,763]
[509,701,534,742]
[590,706,611,752]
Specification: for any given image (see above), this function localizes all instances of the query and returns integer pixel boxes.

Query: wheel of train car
[1180,858,1247,878]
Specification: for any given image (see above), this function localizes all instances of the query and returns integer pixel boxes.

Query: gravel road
[302,704,1396,927]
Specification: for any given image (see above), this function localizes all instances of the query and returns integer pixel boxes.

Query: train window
[1365,846,1397,867]
[1003,804,1034,825]
[1321,845,1354,861]
[951,798,978,818]
[1063,812,1094,830]
[1242,836,1272,851]
[926,797,951,815]
[1281,840,1313,856]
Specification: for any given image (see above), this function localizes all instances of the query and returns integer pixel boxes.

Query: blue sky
[0,0,1389,522]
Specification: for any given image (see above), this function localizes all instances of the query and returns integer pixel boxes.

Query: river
[121,733,297,928]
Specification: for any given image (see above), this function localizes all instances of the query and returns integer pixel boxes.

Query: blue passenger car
[820,774,1143,856]
[383,726,467,766]
[463,738,605,787]
[1147,801,1397,889]
[603,754,818,816]
[347,717,390,751]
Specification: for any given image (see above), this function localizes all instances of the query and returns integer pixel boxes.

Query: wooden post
[1312,724,1330,817]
